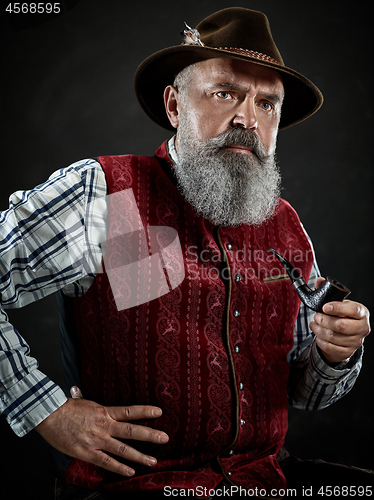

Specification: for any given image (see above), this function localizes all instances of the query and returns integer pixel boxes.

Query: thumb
[70,386,83,399]
[314,277,326,290]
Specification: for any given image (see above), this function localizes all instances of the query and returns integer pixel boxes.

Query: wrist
[316,344,351,369]
[329,357,351,369]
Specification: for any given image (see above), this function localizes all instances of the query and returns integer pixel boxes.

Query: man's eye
[260,102,273,111]
[216,91,232,100]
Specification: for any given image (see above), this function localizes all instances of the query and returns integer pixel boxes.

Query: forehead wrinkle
[191,59,284,101]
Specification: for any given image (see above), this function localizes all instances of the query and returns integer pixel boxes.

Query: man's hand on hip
[35,386,169,477]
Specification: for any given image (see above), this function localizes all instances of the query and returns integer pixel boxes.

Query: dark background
[1,0,373,497]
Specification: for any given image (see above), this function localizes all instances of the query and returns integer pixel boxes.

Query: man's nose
[232,98,258,130]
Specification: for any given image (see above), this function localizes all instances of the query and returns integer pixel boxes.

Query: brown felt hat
[134,7,323,131]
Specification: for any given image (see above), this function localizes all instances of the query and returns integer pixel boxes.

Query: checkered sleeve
[0,159,107,436]
[288,254,363,410]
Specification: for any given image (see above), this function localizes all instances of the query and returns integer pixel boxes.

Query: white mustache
[203,128,269,163]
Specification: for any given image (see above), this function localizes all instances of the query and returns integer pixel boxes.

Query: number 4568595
[317,485,372,497]
[5,3,61,14]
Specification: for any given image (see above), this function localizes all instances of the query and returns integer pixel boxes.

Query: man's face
[173,58,284,155]
[164,58,285,227]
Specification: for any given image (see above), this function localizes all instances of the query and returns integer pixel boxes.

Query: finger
[310,320,359,348]
[322,300,368,320]
[313,311,368,337]
[89,449,136,477]
[108,405,163,422]
[104,437,158,468]
[110,420,169,445]
[314,277,326,289]
[312,313,354,336]
[314,336,353,362]
[107,406,169,445]
[70,386,83,399]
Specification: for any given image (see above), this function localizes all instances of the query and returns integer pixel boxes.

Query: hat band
[218,46,280,65]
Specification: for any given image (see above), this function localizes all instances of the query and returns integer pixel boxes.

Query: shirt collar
[167,135,178,164]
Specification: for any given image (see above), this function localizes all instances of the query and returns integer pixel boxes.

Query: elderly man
[0,7,371,499]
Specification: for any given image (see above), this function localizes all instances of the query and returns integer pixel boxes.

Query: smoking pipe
[267,248,351,312]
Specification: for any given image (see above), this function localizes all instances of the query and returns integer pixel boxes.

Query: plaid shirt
[0,141,362,437]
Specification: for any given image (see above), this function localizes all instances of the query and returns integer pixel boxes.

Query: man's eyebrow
[262,93,283,104]
[207,82,242,91]
[207,83,284,103]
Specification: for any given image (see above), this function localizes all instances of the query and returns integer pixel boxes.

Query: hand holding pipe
[267,248,351,312]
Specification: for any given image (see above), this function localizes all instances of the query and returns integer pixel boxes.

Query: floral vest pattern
[65,141,313,494]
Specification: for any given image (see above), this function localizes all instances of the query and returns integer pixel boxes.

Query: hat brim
[134,45,323,131]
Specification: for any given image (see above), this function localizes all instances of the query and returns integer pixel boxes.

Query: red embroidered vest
[65,141,313,494]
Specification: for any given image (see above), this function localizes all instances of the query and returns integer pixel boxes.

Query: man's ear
[164,85,180,129]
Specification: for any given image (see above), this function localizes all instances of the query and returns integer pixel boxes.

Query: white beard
[173,113,281,227]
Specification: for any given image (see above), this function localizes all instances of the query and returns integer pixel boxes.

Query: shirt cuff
[1,370,68,437]
[311,339,363,380]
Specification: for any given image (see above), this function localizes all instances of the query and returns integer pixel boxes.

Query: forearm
[0,308,67,436]
[287,252,363,410]
[288,337,363,410]
[0,159,106,435]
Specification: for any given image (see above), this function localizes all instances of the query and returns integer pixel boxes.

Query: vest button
[226,243,233,251]
[227,471,232,476]
[234,274,241,282]
[233,310,240,318]
[228,449,234,456]
[239,382,244,390]
[240,418,246,427]
[234,345,240,353]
